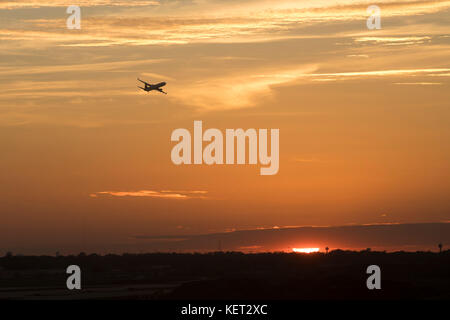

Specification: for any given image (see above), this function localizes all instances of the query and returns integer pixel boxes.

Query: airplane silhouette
[137,78,167,94]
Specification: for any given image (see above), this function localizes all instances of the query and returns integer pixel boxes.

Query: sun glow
[292,248,320,253]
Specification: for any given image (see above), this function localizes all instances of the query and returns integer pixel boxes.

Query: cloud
[90,190,208,199]
[429,73,450,77]
[393,82,442,85]
[177,67,448,109]
[0,59,168,76]
[346,54,369,58]
[2,0,449,48]
[0,1,160,9]
[1,0,449,115]
[170,64,318,109]
[354,36,432,46]
[160,190,208,194]
[308,68,450,79]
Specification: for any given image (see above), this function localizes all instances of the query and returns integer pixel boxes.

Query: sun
[292,248,320,253]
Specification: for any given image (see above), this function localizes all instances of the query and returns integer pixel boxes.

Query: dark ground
[0,250,449,300]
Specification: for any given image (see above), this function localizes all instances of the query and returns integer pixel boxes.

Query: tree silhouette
[325,247,329,254]
[438,243,443,253]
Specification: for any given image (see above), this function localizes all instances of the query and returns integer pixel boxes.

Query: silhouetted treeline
[2,250,449,271]
[1,250,449,299]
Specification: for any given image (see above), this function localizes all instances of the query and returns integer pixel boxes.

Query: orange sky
[0,0,449,254]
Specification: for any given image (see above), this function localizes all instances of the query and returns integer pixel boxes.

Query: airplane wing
[137,78,150,86]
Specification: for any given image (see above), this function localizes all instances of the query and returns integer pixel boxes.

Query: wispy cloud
[170,64,318,109]
[90,190,208,199]
[309,68,450,79]
[393,82,442,85]
[0,0,160,9]
[354,36,432,45]
[1,0,450,115]
[346,54,369,58]
[0,59,168,76]
[2,1,449,48]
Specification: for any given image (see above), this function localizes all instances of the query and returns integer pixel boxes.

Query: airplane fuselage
[138,78,167,94]
[147,82,166,91]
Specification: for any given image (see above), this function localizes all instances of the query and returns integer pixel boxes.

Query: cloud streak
[170,64,318,109]
[0,0,160,9]
[90,190,208,199]
[0,59,168,76]
[2,1,449,48]
[308,68,450,79]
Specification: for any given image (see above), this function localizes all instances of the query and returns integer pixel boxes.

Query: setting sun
[292,248,320,254]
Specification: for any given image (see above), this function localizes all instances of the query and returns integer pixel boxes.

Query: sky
[0,0,449,254]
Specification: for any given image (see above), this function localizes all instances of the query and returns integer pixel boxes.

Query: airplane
[137,78,167,94]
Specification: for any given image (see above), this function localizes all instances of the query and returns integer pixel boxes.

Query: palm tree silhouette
[325,247,329,254]
[438,243,443,253]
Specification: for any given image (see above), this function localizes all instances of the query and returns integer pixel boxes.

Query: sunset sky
[1,0,449,254]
